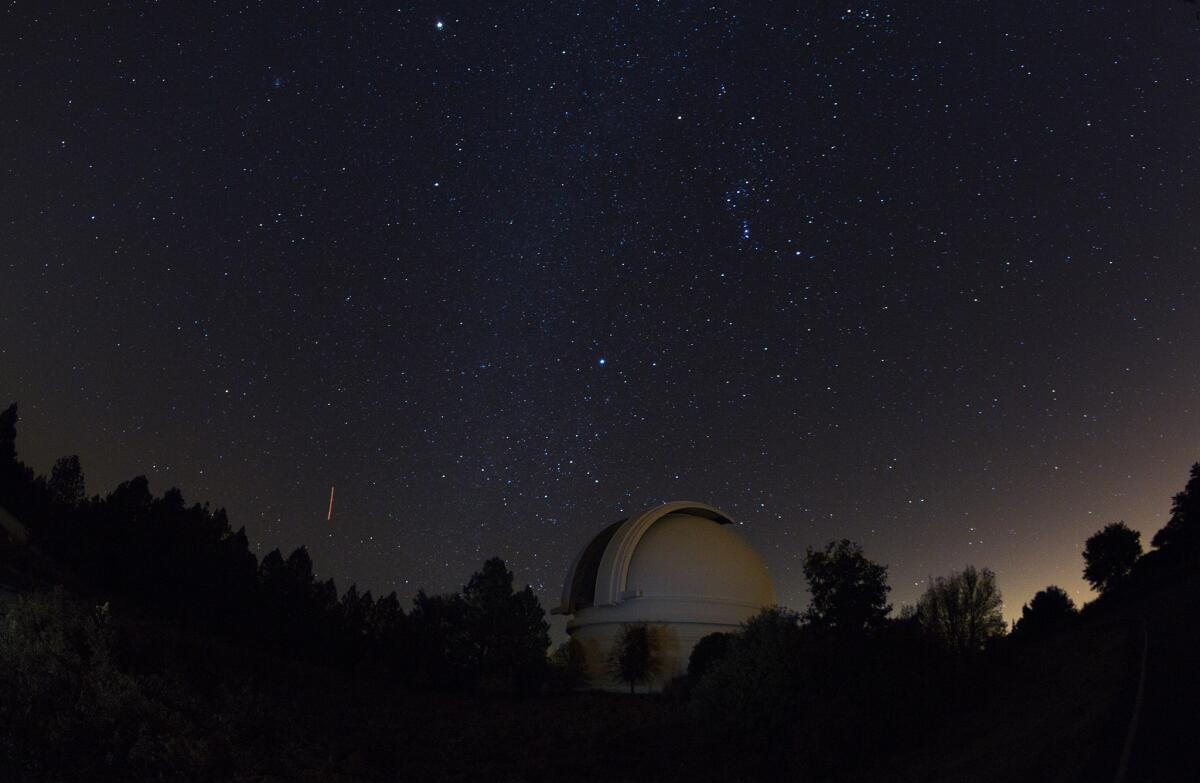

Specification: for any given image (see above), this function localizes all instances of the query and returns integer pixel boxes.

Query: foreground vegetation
[1,402,1195,781]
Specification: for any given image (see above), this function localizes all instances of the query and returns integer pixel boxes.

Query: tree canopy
[1012,585,1077,639]
[1082,522,1142,593]
[687,631,733,684]
[691,607,805,738]
[607,623,661,694]
[0,401,553,693]
[917,565,1006,653]
[48,456,85,507]
[802,539,891,634]
[462,557,551,693]
[0,403,17,464]
[1152,462,1200,555]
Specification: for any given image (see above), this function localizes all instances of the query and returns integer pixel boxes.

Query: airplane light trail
[327,485,335,521]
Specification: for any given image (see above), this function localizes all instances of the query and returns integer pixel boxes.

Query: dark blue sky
[3,2,1198,625]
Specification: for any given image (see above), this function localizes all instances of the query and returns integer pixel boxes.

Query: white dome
[625,511,775,608]
[557,501,775,691]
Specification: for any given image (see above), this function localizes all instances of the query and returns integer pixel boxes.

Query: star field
[2,3,1199,627]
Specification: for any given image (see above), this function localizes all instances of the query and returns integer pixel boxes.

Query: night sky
[3,3,1199,628]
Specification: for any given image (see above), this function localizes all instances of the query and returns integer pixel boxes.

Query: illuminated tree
[550,637,589,690]
[917,565,1006,653]
[607,623,661,694]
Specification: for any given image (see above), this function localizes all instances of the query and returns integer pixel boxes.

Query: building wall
[568,597,762,691]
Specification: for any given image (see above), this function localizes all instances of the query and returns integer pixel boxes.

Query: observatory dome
[555,501,775,691]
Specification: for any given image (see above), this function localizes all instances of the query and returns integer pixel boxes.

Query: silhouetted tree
[1152,462,1200,555]
[341,584,370,634]
[1012,585,1077,638]
[370,591,406,647]
[258,548,286,583]
[608,623,661,694]
[802,539,891,634]
[341,584,376,662]
[213,525,257,623]
[0,403,44,524]
[48,456,86,507]
[688,631,733,684]
[917,566,1006,653]
[0,408,437,678]
[0,403,16,464]
[256,546,331,658]
[409,589,475,690]
[285,546,315,585]
[461,557,550,693]
[1083,522,1142,593]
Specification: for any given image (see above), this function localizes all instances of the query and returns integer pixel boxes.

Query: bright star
[598,357,606,366]
[435,20,444,30]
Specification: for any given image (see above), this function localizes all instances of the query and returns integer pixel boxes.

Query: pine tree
[48,456,86,507]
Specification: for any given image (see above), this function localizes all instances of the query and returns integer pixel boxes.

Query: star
[5,0,1194,642]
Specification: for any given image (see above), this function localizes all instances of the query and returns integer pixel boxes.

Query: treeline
[2,397,1199,779]
[0,403,549,693]
[607,465,1200,777]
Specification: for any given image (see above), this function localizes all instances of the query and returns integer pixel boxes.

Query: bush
[1012,585,1077,639]
[0,590,230,781]
[691,608,804,740]
[547,637,589,692]
[687,631,732,685]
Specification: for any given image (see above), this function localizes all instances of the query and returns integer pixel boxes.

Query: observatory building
[554,501,775,691]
